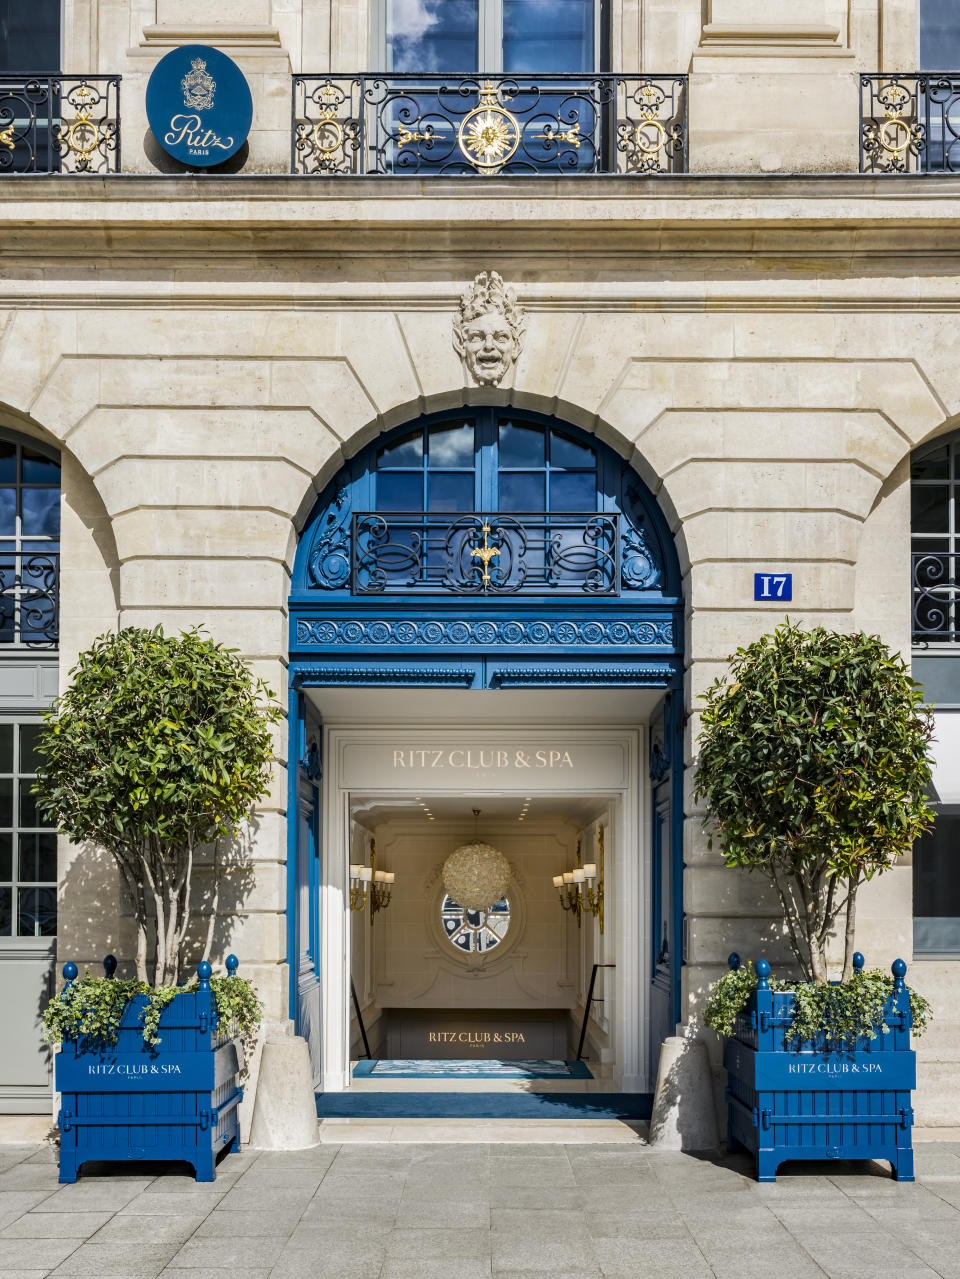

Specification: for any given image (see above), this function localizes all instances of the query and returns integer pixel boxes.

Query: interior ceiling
[305,686,665,725]
[350,792,608,830]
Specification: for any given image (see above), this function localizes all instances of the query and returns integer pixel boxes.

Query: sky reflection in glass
[386,0,479,71]
[503,0,594,72]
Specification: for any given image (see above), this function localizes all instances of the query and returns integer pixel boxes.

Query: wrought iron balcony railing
[352,512,623,595]
[292,74,686,176]
[0,76,120,174]
[912,549,960,644]
[0,553,59,647]
[860,73,960,173]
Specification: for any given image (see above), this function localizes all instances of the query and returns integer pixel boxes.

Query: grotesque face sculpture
[454,271,525,387]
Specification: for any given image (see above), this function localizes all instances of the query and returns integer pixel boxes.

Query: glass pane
[0,831,10,880]
[22,488,60,537]
[921,0,960,68]
[913,445,949,481]
[377,429,423,469]
[386,0,478,72]
[21,448,60,485]
[19,831,56,883]
[551,471,597,512]
[503,0,594,73]
[500,472,545,512]
[17,886,56,937]
[912,485,949,535]
[0,777,12,827]
[0,489,16,537]
[428,473,473,512]
[377,471,424,512]
[914,818,960,917]
[18,780,39,828]
[0,444,15,484]
[499,422,545,467]
[18,724,42,774]
[428,421,474,467]
[0,0,60,73]
[550,429,595,469]
[0,725,13,774]
[0,886,9,935]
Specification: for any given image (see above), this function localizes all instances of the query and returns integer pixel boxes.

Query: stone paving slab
[0,1140,959,1277]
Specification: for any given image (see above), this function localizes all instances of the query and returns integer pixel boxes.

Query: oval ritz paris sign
[146,44,252,166]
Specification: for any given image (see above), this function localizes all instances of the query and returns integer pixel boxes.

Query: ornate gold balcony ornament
[0,124,13,151]
[453,270,525,387]
[470,521,500,591]
[457,79,520,172]
[553,828,604,933]
[349,837,394,926]
[57,83,102,173]
[861,80,925,172]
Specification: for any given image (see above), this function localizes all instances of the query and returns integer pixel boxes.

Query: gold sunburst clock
[458,80,520,172]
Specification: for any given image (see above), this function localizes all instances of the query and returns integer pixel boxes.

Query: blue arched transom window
[295,409,677,602]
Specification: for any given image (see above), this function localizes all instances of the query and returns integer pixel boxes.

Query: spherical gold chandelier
[442,810,511,911]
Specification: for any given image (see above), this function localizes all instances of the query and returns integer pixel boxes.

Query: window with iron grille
[0,721,56,939]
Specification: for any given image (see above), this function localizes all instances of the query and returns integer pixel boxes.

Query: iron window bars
[0,76,120,174]
[861,73,960,173]
[292,73,686,175]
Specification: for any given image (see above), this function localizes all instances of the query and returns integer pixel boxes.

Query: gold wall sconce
[350,837,394,926]
[553,826,604,933]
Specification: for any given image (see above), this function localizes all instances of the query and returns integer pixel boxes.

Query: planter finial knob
[853,952,865,972]
[103,955,117,978]
[892,957,907,987]
[197,960,212,990]
[756,958,771,989]
[63,962,78,983]
[728,953,741,971]
[225,954,238,976]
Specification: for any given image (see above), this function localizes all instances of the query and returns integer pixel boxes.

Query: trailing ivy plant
[43,972,262,1059]
[33,626,283,986]
[703,961,931,1045]
[694,623,935,983]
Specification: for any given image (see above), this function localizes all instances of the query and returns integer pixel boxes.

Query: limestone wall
[2,174,958,1116]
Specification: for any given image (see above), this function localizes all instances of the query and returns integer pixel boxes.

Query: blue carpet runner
[353,1058,593,1080]
[315,1092,653,1120]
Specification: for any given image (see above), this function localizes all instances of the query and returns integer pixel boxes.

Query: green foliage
[43,973,262,1055]
[703,963,931,1045]
[32,626,283,985]
[33,625,281,855]
[694,622,935,981]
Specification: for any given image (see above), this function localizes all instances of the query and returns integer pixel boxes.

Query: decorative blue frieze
[292,666,476,688]
[294,616,674,649]
[490,665,674,687]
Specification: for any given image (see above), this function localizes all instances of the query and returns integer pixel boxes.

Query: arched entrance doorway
[288,408,684,1097]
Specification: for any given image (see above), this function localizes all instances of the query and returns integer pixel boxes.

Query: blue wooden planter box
[55,960,243,1184]
[722,956,915,1183]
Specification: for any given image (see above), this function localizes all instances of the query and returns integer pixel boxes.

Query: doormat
[353,1059,593,1080]
[316,1092,653,1121]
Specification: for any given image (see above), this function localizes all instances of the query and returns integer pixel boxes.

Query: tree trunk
[841,877,859,981]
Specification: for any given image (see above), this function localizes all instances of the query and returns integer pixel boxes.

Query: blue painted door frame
[285,409,686,1047]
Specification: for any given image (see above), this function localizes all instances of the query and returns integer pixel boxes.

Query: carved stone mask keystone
[454,271,525,386]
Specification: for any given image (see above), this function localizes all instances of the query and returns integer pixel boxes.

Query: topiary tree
[694,621,935,984]
[34,626,282,987]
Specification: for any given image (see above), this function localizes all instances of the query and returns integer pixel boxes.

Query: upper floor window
[0,0,60,72]
[920,0,960,68]
[0,433,59,649]
[382,0,599,73]
[911,436,960,645]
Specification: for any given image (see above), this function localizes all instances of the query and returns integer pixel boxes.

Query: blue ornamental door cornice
[289,409,683,691]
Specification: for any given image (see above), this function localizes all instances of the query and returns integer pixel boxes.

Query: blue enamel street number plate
[146,44,252,167]
[754,572,792,602]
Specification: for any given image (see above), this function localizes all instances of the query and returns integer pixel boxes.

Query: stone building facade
[1,0,959,1127]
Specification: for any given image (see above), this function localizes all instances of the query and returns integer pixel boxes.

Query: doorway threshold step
[316,1092,653,1121]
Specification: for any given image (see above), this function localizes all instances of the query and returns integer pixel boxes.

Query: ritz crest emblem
[454,271,525,387]
[182,58,216,111]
